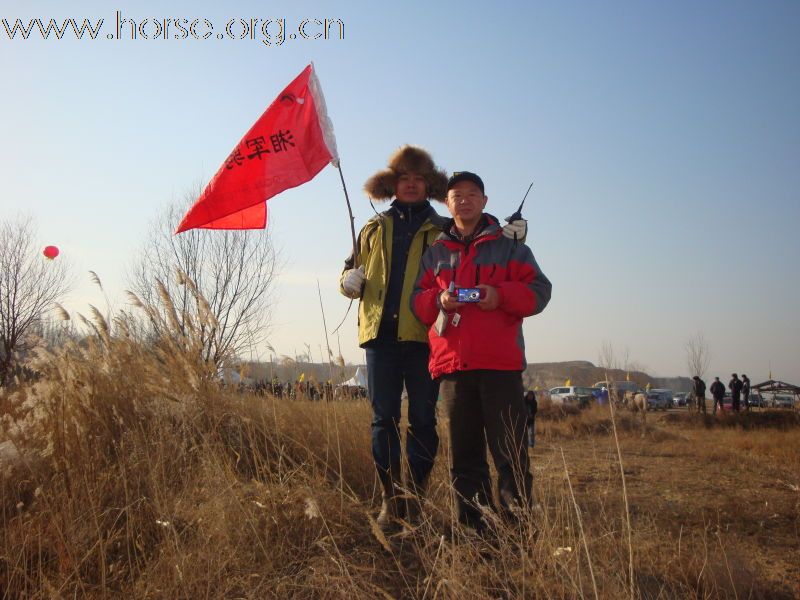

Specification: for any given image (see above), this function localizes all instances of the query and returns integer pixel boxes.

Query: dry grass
[1,296,799,598]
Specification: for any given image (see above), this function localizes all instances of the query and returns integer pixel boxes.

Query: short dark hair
[446,171,484,194]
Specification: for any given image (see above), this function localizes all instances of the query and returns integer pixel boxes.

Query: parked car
[672,392,689,407]
[772,394,795,409]
[650,388,675,408]
[549,386,595,407]
[646,391,671,410]
[745,392,765,408]
[722,392,767,410]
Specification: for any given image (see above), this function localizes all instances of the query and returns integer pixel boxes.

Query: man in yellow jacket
[339,146,527,530]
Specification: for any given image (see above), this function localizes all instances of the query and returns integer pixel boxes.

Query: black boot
[405,471,429,528]
[376,471,404,531]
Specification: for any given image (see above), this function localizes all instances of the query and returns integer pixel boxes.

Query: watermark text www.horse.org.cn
[2,11,345,47]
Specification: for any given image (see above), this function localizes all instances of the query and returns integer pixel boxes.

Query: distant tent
[220,368,242,384]
[339,366,368,390]
[219,368,254,387]
[751,379,800,396]
[752,379,799,409]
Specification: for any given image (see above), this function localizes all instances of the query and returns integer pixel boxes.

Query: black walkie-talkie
[505,182,534,224]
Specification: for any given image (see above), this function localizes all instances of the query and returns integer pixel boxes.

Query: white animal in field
[623,391,648,435]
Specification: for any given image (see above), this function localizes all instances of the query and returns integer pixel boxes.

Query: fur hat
[364,145,448,202]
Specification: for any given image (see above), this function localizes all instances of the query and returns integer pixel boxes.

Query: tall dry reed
[1,282,794,598]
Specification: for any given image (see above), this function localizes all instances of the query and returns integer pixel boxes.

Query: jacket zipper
[379,216,390,314]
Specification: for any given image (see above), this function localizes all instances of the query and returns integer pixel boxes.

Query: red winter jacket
[411,215,552,380]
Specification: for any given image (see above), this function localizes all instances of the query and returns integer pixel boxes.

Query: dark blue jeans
[365,341,439,485]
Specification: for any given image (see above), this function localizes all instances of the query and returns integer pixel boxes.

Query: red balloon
[43,246,59,260]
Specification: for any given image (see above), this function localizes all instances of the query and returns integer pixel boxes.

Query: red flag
[176,64,338,233]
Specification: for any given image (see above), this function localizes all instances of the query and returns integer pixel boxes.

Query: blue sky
[2,0,799,381]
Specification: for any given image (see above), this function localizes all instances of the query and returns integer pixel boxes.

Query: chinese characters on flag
[176,64,338,233]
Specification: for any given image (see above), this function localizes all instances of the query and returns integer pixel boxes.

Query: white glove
[341,266,366,299]
[503,219,527,242]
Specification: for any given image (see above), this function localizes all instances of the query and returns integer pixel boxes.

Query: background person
[692,375,707,414]
[729,373,743,412]
[710,377,725,414]
[742,374,751,410]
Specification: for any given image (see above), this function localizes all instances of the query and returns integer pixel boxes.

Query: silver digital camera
[456,287,482,303]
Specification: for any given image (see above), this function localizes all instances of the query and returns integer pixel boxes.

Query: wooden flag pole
[336,162,359,263]
[330,161,358,336]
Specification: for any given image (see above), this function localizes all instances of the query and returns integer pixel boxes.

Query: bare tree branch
[598,340,619,371]
[685,331,711,379]
[0,216,72,386]
[128,189,279,369]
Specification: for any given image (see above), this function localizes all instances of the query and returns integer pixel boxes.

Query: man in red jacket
[411,171,552,531]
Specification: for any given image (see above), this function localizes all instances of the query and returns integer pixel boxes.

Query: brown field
[1,321,799,598]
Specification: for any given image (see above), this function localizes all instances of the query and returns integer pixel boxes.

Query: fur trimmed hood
[364,145,448,202]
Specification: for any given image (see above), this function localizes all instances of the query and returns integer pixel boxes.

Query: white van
[549,386,595,407]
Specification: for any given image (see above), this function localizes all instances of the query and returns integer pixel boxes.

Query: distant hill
[522,361,691,393]
[237,359,692,392]
[648,376,694,393]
